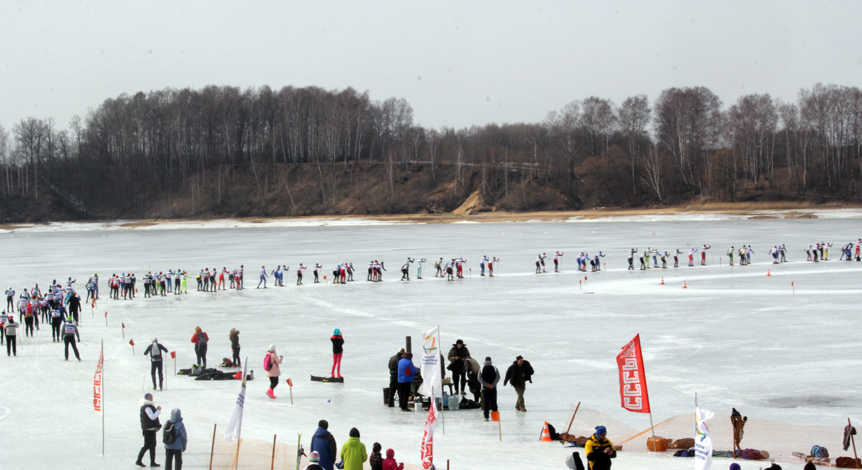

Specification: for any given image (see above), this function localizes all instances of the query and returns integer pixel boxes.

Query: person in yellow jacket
[584,426,616,470]
[339,427,367,470]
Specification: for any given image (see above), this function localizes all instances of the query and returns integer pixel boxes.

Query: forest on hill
[0,83,860,222]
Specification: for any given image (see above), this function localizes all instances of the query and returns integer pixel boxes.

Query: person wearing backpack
[229,328,241,367]
[136,393,162,467]
[163,408,187,470]
[144,338,169,390]
[190,326,208,368]
[264,345,284,399]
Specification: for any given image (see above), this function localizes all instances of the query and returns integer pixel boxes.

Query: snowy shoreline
[4,208,862,233]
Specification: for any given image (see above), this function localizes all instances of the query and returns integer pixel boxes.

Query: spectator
[302,451,325,470]
[340,427,367,470]
[387,348,405,407]
[478,357,500,421]
[163,408,188,470]
[369,442,383,470]
[446,339,471,395]
[136,393,161,467]
[264,345,284,399]
[229,328,240,367]
[585,426,616,470]
[503,355,534,412]
[397,353,418,412]
[311,419,337,470]
[382,448,405,470]
[190,326,208,368]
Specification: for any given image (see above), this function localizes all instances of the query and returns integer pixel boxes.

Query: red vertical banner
[420,400,438,469]
[616,334,650,413]
[93,343,104,415]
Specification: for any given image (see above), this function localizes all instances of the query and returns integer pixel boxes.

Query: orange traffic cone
[682,281,687,289]
[767,270,771,277]
[541,421,552,442]
[660,277,665,285]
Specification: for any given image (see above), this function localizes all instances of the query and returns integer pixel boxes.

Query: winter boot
[266,388,276,399]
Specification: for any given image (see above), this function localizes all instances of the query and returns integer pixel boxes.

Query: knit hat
[268,345,276,353]
[729,464,741,470]
[144,393,153,400]
[349,427,360,438]
[308,451,320,462]
[595,426,607,436]
[334,328,341,336]
[485,356,492,362]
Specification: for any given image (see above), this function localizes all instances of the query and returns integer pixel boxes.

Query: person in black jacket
[387,348,405,407]
[446,339,471,395]
[136,393,162,467]
[504,355,534,412]
[478,357,500,421]
[229,329,241,367]
[331,329,344,378]
[144,338,169,390]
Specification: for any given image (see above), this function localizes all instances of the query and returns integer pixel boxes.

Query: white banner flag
[417,326,442,399]
[694,400,715,470]
[420,399,439,469]
[224,360,248,441]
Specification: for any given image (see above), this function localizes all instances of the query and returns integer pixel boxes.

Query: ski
[295,433,306,470]
[311,375,344,383]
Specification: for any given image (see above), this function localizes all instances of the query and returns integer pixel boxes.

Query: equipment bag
[811,445,829,458]
[163,421,177,445]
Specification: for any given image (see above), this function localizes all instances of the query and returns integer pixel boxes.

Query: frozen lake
[1,211,860,469]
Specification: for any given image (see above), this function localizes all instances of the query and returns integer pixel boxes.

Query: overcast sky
[1,1,860,131]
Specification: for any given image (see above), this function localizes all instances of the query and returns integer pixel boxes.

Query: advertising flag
[416,326,442,399]
[224,360,249,441]
[694,399,715,470]
[420,400,439,469]
[93,343,104,415]
[616,334,651,413]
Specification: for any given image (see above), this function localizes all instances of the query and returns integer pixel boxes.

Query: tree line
[0,83,860,221]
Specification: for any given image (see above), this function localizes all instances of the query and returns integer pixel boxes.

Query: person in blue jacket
[164,408,188,470]
[397,352,418,412]
[310,419,337,470]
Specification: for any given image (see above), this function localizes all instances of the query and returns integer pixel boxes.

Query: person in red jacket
[381,448,404,470]
[190,326,209,368]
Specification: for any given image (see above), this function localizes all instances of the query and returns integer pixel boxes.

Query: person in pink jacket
[381,448,403,470]
[264,345,284,399]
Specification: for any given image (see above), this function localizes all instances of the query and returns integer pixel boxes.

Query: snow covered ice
[1,210,861,470]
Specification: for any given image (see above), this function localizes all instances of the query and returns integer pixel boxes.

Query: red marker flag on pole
[616,334,651,413]
[129,339,135,346]
[170,351,176,359]
[122,323,125,328]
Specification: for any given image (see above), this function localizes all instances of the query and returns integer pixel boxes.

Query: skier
[727,246,735,266]
[331,328,344,378]
[297,264,307,286]
[144,338,169,390]
[4,314,18,356]
[688,248,698,267]
[435,258,443,277]
[400,258,413,281]
[63,315,81,361]
[314,264,322,283]
[445,260,455,281]
[769,246,780,264]
[489,257,498,277]
[264,345,284,399]
[535,254,543,274]
[136,393,162,468]
[0,310,5,345]
[553,251,564,272]
[67,291,82,324]
[628,249,636,270]
[257,266,268,288]
[417,258,426,279]
[745,245,754,264]
[191,326,208,368]
[480,255,489,276]
[50,304,65,342]
[674,249,681,268]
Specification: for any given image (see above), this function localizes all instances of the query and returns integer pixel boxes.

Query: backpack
[197,332,207,346]
[163,421,177,445]
[811,445,829,458]
[264,354,272,371]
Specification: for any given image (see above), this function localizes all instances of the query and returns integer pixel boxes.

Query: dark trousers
[52,318,62,341]
[151,360,164,389]
[137,429,157,464]
[397,382,412,410]
[482,388,498,419]
[6,336,16,355]
[388,374,398,406]
[165,448,183,470]
[195,346,206,367]
[269,376,278,390]
[232,347,241,366]
[64,336,80,360]
[452,370,466,394]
